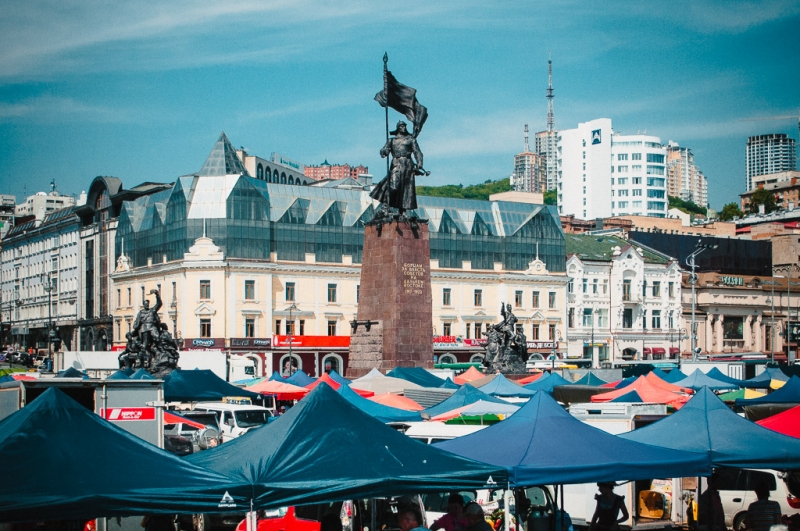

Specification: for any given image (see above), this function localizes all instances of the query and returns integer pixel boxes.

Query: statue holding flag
[370,54,429,219]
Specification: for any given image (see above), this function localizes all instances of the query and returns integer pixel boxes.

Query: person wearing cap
[590,483,628,531]
[463,503,492,531]
[431,494,468,531]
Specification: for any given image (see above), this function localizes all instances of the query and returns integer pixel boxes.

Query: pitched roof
[565,233,670,264]
[198,132,249,177]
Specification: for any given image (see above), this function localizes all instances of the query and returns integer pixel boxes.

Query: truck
[563,402,695,530]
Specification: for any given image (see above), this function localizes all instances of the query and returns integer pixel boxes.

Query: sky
[0,1,798,211]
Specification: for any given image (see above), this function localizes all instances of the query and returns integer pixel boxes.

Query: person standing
[698,472,725,531]
[463,503,492,531]
[590,483,629,531]
[744,481,782,531]
[431,494,467,531]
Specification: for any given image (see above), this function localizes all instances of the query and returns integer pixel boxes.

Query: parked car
[192,402,272,442]
[163,434,194,457]
[164,411,222,453]
[715,467,800,530]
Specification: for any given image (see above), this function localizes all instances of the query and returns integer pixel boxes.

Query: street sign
[100,407,156,421]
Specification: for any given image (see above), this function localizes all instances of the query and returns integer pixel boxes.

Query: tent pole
[505,482,512,531]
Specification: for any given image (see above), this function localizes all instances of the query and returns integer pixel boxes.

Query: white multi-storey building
[611,133,668,218]
[558,119,671,220]
[564,234,683,367]
[746,133,796,192]
[557,118,613,219]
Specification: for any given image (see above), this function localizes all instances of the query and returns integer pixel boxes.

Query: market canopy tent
[285,370,316,386]
[187,383,506,509]
[422,384,510,417]
[756,405,800,438]
[245,379,309,401]
[436,391,710,486]
[387,367,446,388]
[454,366,486,385]
[440,377,461,389]
[0,388,248,523]
[591,375,689,408]
[163,369,260,402]
[306,373,374,397]
[523,372,571,394]
[739,367,789,389]
[369,393,423,411]
[735,376,800,406]
[620,387,800,469]
[570,372,609,386]
[610,390,643,403]
[351,368,424,394]
[476,374,537,398]
[673,370,739,391]
[644,372,690,393]
[651,368,687,384]
[705,367,747,387]
[336,384,422,423]
[430,400,520,422]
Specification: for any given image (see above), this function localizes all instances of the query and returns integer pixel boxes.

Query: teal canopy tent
[162,369,259,402]
[0,388,248,523]
[187,384,506,509]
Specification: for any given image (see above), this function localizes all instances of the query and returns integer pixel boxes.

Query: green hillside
[417,179,512,200]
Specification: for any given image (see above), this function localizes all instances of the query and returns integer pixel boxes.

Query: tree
[668,195,707,217]
[543,189,557,206]
[718,202,743,221]
[748,188,778,214]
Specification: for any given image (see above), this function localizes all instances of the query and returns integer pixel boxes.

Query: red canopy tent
[645,371,691,393]
[756,404,800,438]
[305,373,374,397]
[245,380,309,401]
[163,411,206,429]
[454,366,486,385]
[591,375,690,408]
[369,393,424,411]
[516,372,543,385]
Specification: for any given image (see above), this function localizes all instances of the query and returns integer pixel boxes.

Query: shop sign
[720,275,744,286]
[529,341,559,350]
[100,407,156,421]
[230,338,271,349]
[183,338,225,349]
[431,336,557,350]
[273,335,350,348]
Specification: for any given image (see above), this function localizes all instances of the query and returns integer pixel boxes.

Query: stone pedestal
[347,220,434,378]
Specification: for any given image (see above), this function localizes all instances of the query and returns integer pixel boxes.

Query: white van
[193,402,272,442]
[715,468,799,530]
[402,421,488,444]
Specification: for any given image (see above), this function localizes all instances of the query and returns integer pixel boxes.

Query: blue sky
[0,1,798,210]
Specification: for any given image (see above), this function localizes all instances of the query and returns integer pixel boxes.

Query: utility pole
[686,240,718,360]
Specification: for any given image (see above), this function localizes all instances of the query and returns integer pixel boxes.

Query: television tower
[546,55,555,133]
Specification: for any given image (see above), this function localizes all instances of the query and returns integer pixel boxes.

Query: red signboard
[100,407,156,421]
[273,335,351,348]
[111,345,126,352]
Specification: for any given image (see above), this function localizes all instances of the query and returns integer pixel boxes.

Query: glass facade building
[115,175,565,274]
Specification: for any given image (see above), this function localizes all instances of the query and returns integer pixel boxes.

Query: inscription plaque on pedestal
[347,220,434,377]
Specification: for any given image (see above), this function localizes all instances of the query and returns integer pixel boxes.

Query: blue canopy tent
[436,391,710,486]
[326,370,351,386]
[705,367,747,387]
[523,372,570,393]
[620,387,800,469]
[105,370,131,380]
[336,384,422,423]
[163,369,260,402]
[735,376,800,406]
[440,377,460,389]
[652,368,687,384]
[609,390,643,403]
[739,367,789,389]
[387,367,446,388]
[614,375,638,389]
[478,374,538,397]
[0,388,248,523]
[422,384,509,417]
[285,369,316,386]
[269,371,286,381]
[187,384,506,509]
[130,368,156,380]
[570,372,608,386]
[673,370,739,391]
[56,367,89,378]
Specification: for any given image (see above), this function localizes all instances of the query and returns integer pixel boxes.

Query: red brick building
[304,160,368,181]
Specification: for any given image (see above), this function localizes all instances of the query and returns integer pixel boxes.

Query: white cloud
[0,95,142,123]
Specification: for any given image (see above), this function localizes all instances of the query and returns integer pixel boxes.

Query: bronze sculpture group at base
[482,303,529,374]
[117,289,180,378]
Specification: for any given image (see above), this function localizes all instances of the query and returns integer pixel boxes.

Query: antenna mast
[546,53,555,133]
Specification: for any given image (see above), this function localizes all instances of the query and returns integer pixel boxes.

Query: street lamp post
[686,240,718,361]
[287,303,298,372]
[42,276,53,370]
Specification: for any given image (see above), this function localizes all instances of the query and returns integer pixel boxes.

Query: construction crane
[740,112,800,139]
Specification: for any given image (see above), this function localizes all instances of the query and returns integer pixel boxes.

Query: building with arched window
[109,132,569,376]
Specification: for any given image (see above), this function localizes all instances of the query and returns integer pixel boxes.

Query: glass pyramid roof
[198,132,249,177]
